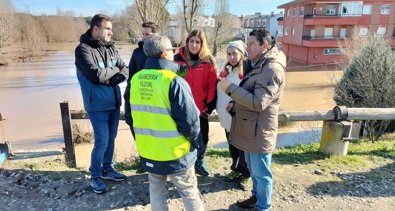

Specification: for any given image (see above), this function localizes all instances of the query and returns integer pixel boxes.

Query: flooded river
[0,48,132,150]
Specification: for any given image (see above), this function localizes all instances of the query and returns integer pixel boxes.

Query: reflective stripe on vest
[130,69,190,161]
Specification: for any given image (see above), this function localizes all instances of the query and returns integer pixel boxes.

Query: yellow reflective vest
[130,69,190,161]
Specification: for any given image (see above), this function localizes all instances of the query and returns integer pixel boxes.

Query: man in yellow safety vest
[129,33,204,211]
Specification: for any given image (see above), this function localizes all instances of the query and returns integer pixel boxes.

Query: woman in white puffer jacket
[216,40,251,190]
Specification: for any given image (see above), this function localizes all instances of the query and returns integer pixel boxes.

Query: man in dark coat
[75,14,128,194]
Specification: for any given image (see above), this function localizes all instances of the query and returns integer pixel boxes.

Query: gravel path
[0,152,394,211]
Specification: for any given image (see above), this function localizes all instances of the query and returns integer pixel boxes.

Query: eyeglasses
[164,47,177,53]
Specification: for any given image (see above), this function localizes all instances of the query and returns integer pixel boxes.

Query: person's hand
[177,65,188,78]
[108,73,126,86]
[226,102,234,112]
[219,78,231,91]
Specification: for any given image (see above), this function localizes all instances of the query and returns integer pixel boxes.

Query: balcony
[304,14,360,25]
[302,36,347,47]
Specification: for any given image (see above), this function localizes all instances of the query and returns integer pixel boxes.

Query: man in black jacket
[75,14,128,194]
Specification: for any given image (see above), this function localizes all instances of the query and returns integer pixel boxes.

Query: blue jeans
[244,152,272,211]
[88,108,120,178]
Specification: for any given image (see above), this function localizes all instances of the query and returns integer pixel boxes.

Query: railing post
[60,101,76,167]
[319,121,350,156]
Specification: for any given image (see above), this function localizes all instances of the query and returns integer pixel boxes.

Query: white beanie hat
[227,40,246,56]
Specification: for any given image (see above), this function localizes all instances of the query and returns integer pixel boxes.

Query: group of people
[75,13,286,211]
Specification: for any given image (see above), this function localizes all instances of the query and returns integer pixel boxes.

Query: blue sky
[12,0,290,17]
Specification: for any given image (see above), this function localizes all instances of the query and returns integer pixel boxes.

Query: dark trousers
[225,130,250,178]
[196,116,209,163]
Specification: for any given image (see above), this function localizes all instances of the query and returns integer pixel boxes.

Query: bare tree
[123,0,171,40]
[214,0,229,14]
[182,0,206,33]
[339,26,372,65]
[17,14,47,57]
[111,14,130,41]
[0,0,17,50]
[40,12,87,42]
[210,0,241,56]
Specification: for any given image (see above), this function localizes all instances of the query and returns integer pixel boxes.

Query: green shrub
[334,36,395,142]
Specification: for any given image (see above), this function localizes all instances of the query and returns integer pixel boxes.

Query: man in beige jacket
[219,29,286,211]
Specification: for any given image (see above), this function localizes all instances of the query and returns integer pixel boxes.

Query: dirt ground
[0,149,394,211]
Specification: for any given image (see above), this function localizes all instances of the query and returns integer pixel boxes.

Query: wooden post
[319,121,350,156]
[60,101,76,167]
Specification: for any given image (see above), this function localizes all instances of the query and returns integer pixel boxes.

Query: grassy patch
[109,139,394,175]
[203,139,394,173]
[206,148,230,158]
[275,139,394,171]
[114,158,140,171]
[273,143,328,164]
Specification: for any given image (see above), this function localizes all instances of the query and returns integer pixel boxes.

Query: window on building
[300,7,305,16]
[278,25,283,36]
[377,26,387,37]
[284,27,288,36]
[359,27,369,37]
[287,9,290,17]
[362,4,372,15]
[323,48,343,55]
[291,27,295,35]
[327,5,337,15]
[381,5,390,14]
[341,1,363,16]
[340,28,347,38]
[324,28,334,38]
[310,29,315,38]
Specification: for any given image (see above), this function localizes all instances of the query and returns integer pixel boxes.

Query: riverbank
[0,41,133,65]
[0,139,393,211]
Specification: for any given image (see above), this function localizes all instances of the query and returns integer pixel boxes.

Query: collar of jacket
[138,41,144,49]
[79,29,114,48]
[177,46,211,66]
[144,57,180,73]
[249,46,280,72]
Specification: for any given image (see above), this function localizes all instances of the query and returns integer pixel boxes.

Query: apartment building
[241,12,283,42]
[277,0,395,65]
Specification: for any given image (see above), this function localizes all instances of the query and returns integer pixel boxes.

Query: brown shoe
[237,195,256,208]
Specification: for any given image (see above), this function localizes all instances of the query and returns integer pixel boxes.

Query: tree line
[0,0,242,64]
[0,1,88,64]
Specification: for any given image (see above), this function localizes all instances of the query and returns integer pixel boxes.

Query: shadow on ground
[307,162,395,198]
[1,150,245,211]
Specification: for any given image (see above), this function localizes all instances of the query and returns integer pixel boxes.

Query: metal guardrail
[60,102,395,165]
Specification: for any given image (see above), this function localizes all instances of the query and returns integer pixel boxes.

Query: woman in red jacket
[174,29,217,176]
